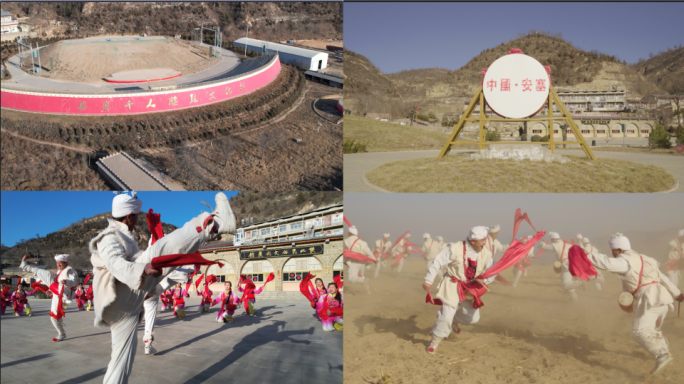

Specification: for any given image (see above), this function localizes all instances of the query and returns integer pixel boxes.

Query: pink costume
[160,291,171,310]
[1,287,10,315]
[198,288,214,312]
[316,293,344,331]
[11,289,39,316]
[238,283,264,316]
[170,288,187,317]
[212,291,241,322]
[75,288,88,310]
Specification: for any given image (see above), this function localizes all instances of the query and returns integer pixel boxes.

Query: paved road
[344,149,683,193]
[3,36,241,93]
[0,296,342,384]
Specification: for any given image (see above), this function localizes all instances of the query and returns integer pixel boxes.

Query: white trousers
[143,296,158,345]
[632,302,671,358]
[512,268,523,287]
[431,300,480,340]
[50,317,65,337]
[374,259,385,278]
[396,258,405,274]
[667,270,680,289]
[103,213,213,384]
[561,266,584,298]
[347,261,366,284]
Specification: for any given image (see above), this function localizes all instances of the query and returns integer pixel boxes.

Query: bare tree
[664,78,684,127]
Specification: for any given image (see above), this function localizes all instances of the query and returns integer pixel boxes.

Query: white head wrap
[468,226,489,241]
[609,233,631,250]
[348,226,358,235]
[678,229,684,237]
[112,193,143,218]
[582,238,590,244]
[490,225,500,233]
[576,233,583,240]
[406,232,411,237]
[548,232,560,239]
[383,233,390,238]
[54,254,69,262]
[423,233,430,239]
[437,236,443,242]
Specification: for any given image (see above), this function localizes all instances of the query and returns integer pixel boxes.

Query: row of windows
[239,213,343,240]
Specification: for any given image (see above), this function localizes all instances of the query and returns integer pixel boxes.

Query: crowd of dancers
[343,211,684,376]
[1,192,342,384]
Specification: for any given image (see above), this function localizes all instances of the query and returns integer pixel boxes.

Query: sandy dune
[344,258,683,384]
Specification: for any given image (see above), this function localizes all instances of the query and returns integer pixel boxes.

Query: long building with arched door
[195,204,344,299]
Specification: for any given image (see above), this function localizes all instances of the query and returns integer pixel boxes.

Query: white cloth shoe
[144,344,157,355]
[651,354,673,375]
[427,340,440,355]
[52,334,66,342]
[213,192,236,235]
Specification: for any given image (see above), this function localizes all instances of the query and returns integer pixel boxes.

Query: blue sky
[345,2,684,73]
[1,191,240,247]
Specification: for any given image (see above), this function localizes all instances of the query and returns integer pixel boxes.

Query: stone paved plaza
[0,296,342,384]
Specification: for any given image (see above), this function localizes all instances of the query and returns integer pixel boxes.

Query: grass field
[365,154,677,193]
[343,115,478,152]
[558,146,683,156]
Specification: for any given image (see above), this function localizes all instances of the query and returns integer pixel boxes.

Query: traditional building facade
[196,204,344,299]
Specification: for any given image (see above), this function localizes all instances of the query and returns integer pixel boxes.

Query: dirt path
[0,128,91,153]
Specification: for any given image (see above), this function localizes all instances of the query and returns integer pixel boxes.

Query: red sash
[421,240,434,259]
[50,271,66,320]
[631,255,658,295]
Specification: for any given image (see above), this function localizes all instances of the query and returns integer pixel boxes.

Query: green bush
[520,134,527,141]
[531,135,542,142]
[676,126,684,147]
[541,135,550,142]
[648,123,672,149]
[343,139,368,154]
[485,128,501,142]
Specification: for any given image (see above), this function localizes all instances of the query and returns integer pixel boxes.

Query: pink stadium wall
[0,58,280,116]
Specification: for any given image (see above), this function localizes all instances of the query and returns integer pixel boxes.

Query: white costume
[90,193,235,384]
[21,254,78,341]
[587,233,682,373]
[437,236,446,252]
[512,237,534,287]
[344,226,376,286]
[425,226,494,350]
[542,233,584,299]
[486,225,507,263]
[142,269,192,355]
[666,231,683,288]
[392,234,412,274]
[421,234,442,272]
[373,235,391,278]
[581,238,604,290]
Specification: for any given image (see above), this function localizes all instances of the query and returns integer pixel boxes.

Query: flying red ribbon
[567,245,599,281]
[146,209,164,246]
[512,208,537,241]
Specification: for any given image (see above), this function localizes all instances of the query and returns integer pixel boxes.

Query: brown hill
[630,46,684,92]
[343,48,401,117]
[2,2,342,42]
[346,31,663,117]
[229,191,343,225]
[1,212,178,272]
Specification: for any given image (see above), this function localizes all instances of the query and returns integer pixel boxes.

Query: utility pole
[244,23,250,57]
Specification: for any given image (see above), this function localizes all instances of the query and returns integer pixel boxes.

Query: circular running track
[1,36,281,116]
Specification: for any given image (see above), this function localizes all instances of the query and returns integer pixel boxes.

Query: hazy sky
[344,194,683,247]
[345,2,684,73]
[1,191,239,247]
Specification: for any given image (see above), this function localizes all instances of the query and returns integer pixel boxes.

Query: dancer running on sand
[89,192,235,384]
[423,226,495,354]
[486,225,508,262]
[580,237,604,290]
[10,283,39,316]
[373,234,391,278]
[392,232,414,275]
[344,225,374,293]
[212,281,241,323]
[422,233,442,273]
[317,282,343,331]
[511,236,535,287]
[542,232,585,299]
[21,254,78,341]
[584,233,684,375]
